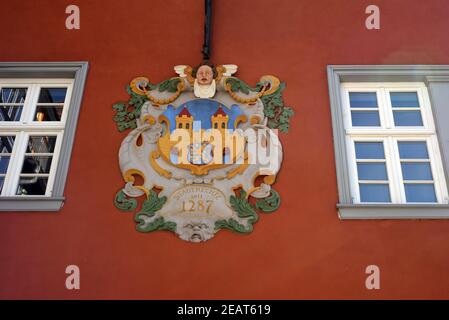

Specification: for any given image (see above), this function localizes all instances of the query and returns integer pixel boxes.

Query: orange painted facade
[1,0,449,299]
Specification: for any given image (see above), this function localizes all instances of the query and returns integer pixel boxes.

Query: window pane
[0,136,15,153]
[401,163,433,180]
[360,184,391,202]
[0,105,23,121]
[357,163,388,180]
[21,156,53,174]
[0,156,11,174]
[355,142,385,159]
[349,92,378,108]
[351,111,380,127]
[405,184,437,203]
[16,177,48,196]
[390,92,420,108]
[0,136,14,182]
[26,136,57,153]
[38,88,67,103]
[0,177,4,193]
[398,142,429,159]
[393,110,423,126]
[0,88,27,103]
[34,106,63,121]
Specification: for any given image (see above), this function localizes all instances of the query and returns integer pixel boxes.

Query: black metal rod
[202,0,212,62]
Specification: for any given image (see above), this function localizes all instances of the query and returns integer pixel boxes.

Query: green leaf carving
[134,190,175,233]
[113,77,183,132]
[113,102,126,112]
[136,216,177,233]
[215,218,253,233]
[215,190,259,233]
[225,78,264,95]
[114,190,138,212]
[112,85,148,132]
[158,78,181,93]
[278,123,289,132]
[260,82,295,133]
[225,77,294,133]
[256,189,281,213]
[138,190,167,216]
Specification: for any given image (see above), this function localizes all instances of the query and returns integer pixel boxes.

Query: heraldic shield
[112,64,294,243]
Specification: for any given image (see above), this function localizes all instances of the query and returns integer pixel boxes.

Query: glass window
[343,83,447,205]
[398,142,429,159]
[404,184,437,203]
[355,142,385,159]
[391,92,423,127]
[355,141,391,203]
[38,88,67,103]
[34,88,67,122]
[0,135,15,193]
[349,92,380,127]
[360,184,391,203]
[0,88,27,122]
[357,163,388,180]
[398,141,437,203]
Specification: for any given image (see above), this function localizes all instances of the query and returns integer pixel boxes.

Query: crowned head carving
[193,63,217,99]
[193,63,217,85]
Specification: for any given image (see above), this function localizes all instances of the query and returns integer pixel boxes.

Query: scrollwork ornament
[113,63,292,242]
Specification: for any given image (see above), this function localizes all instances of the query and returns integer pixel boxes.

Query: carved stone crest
[113,64,293,242]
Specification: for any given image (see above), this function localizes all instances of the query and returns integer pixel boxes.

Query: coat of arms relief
[112,64,294,243]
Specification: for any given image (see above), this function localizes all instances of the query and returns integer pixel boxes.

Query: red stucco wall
[1,0,449,299]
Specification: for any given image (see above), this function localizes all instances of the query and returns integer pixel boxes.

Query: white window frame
[0,62,88,211]
[342,82,449,206]
[328,65,449,219]
[1,79,73,197]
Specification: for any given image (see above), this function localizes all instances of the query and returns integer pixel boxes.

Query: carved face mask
[196,65,214,86]
[179,220,214,243]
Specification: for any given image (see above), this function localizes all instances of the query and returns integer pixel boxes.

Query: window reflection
[21,156,53,174]
[0,105,23,121]
[38,88,67,103]
[0,88,27,103]
[16,135,57,196]
[34,88,67,122]
[34,106,63,121]
[26,136,57,153]
[0,88,27,122]
[0,136,15,154]
[16,177,48,196]
[0,135,15,193]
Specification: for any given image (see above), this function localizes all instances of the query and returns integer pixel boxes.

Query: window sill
[337,203,449,219]
[0,197,65,212]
